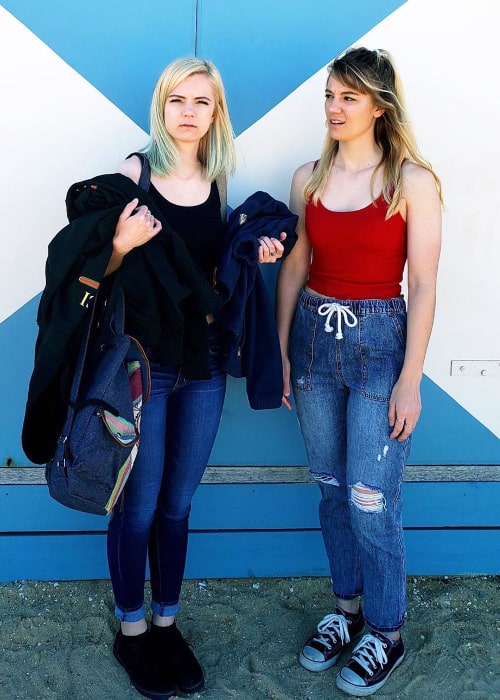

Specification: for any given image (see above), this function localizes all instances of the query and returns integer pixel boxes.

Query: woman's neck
[172,142,204,180]
[334,140,382,173]
[171,162,203,181]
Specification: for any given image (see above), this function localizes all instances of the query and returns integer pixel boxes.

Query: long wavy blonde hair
[144,57,236,181]
[304,47,442,217]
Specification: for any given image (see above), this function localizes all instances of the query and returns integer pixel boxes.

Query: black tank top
[149,180,224,284]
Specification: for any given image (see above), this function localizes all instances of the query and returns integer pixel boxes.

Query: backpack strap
[215,171,227,222]
[126,152,151,192]
[137,155,151,192]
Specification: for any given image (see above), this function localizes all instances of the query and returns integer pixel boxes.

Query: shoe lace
[313,612,351,649]
[351,634,388,676]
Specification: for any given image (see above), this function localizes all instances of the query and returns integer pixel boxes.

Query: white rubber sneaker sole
[299,628,364,673]
[335,651,405,696]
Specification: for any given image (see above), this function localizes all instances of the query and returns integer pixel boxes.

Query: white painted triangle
[2,2,498,439]
[232,0,500,438]
[0,6,147,323]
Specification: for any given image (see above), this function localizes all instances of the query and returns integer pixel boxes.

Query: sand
[0,575,499,700]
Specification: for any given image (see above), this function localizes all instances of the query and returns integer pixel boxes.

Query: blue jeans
[289,289,411,634]
[107,324,226,622]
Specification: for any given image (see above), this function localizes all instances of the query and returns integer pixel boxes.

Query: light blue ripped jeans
[289,288,411,634]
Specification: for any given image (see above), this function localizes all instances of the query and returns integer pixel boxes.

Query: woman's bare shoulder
[289,161,316,214]
[293,160,316,182]
[115,154,142,184]
[401,159,437,194]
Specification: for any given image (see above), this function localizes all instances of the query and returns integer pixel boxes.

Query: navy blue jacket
[215,191,298,409]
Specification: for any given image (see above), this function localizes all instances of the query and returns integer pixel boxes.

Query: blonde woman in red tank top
[276,47,442,696]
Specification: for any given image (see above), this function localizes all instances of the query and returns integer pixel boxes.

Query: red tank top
[305,195,407,299]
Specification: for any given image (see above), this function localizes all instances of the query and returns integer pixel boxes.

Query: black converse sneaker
[299,607,365,672]
[336,631,405,696]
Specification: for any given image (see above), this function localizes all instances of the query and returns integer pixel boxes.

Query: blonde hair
[144,57,236,181]
[305,47,442,217]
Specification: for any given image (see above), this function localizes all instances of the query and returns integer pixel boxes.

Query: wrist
[397,367,423,385]
[111,244,127,259]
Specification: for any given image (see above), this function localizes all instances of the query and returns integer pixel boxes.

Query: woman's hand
[113,198,162,256]
[282,354,293,410]
[258,232,287,263]
[388,376,422,441]
[104,198,162,276]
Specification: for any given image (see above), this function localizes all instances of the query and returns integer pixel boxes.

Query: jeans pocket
[390,310,407,346]
[359,312,406,400]
[289,303,319,391]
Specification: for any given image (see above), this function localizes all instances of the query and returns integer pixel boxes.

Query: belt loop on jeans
[318,302,358,339]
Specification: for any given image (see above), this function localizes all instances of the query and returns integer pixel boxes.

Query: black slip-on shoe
[151,622,205,694]
[113,629,177,700]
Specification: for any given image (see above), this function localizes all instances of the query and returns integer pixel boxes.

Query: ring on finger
[270,251,276,257]
[396,418,405,423]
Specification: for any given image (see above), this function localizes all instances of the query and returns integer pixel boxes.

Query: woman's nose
[327,98,340,113]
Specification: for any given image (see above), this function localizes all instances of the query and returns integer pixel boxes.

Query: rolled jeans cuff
[151,600,180,618]
[114,603,146,622]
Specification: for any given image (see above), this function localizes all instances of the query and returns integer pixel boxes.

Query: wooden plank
[0,485,107,532]
[404,464,500,482]
[402,481,500,527]
[1,481,500,532]
[1,463,499,485]
[186,530,500,577]
[404,530,500,575]
[0,529,498,582]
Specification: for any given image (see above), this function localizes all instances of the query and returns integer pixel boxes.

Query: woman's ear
[374,108,385,118]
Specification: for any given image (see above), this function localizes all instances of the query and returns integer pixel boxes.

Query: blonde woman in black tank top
[105,58,286,699]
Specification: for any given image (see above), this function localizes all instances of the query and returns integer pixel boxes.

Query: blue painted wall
[0,0,499,580]
[0,0,500,465]
[1,0,499,469]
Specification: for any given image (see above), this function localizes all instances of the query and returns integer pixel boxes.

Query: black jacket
[215,191,298,409]
[23,173,219,464]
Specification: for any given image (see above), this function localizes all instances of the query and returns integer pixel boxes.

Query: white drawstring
[318,303,358,339]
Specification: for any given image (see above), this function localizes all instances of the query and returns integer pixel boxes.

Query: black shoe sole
[177,678,205,695]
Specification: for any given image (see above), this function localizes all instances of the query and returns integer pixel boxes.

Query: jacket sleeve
[23,210,117,464]
[242,276,284,410]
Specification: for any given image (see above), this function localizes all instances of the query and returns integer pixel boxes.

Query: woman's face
[163,73,216,145]
[324,76,383,143]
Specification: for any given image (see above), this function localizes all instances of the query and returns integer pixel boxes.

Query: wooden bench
[1,465,499,581]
